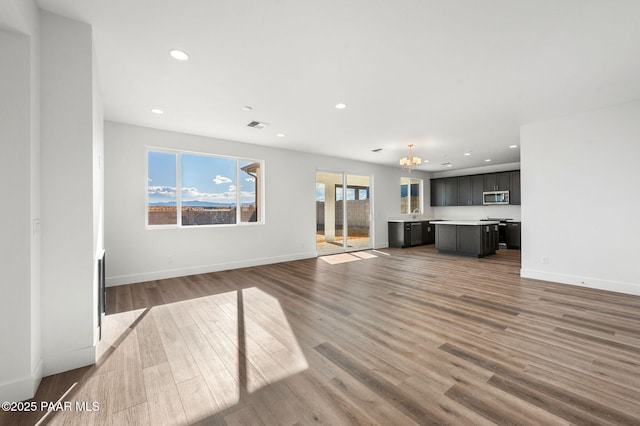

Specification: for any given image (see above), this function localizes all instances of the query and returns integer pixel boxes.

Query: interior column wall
[0,28,36,403]
[0,0,41,402]
[40,10,98,375]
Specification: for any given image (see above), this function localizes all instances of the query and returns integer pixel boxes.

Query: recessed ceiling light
[169,49,189,61]
[485,158,492,162]
[464,152,472,156]
[151,108,164,114]
[509,145,518,148]
[242,106,253,111]
[277,133,285,138]
[335,103,347,109]
[447,164,453,167]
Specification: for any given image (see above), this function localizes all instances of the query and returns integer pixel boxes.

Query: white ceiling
[37,0,640,171]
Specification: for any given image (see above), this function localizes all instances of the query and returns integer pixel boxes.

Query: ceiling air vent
[247,121,269,129]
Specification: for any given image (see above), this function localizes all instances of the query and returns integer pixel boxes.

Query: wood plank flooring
[4,246,640,425]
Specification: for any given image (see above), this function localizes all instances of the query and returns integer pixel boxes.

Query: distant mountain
[149,202,177,207]
[183,201,235,207]
[149,201,254,207]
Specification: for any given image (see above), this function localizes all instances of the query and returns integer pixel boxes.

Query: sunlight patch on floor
[319,251,378,264]
[48,287,308,425]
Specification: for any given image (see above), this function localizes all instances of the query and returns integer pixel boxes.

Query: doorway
[316,171,372,254]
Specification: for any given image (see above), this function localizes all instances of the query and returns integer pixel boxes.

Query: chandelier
[399,144,421,173]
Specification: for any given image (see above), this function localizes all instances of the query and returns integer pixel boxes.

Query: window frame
[400,177,423,214]
[145,147,264,229]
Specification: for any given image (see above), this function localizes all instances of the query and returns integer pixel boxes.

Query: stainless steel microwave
[483,191,509,205]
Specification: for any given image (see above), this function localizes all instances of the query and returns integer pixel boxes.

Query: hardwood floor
[4,245,640,425]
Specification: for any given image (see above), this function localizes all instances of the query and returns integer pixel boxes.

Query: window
[335,184,369,201]
[147,149,263,227]
[147,151,178,225]
[401,178,422,214]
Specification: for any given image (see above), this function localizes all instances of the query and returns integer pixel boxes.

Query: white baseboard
[0,360,43,402]
[106,251,317,287]
[43,345,96,377]
[520,268,640,296]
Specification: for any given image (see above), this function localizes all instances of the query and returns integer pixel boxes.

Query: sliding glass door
[345,174,371,249]
[316,171,372,254]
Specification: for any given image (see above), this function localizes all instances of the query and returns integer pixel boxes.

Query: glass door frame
[315,170,374,255]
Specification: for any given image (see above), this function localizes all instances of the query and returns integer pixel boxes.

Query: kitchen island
[430,221,499,257]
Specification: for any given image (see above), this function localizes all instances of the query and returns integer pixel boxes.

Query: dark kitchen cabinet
[388,221,433,248]
[430,179,445,206]
[492,224,500,251]
[481,224,499,254]
[457,176,471,206]
[435,224,457,251]
[484,172,511,191]
[471,174,484,205]
[458,175,484,206]
[431,170,519,206]
[510,171,521,205]
[457,225,481,254]
[422,221,435,245]
[506,222,521,249]
[435,223,497,257]
[431,177,457,206]
[444,177,458,206]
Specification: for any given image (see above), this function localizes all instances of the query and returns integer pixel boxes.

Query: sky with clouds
[148,151,256,205]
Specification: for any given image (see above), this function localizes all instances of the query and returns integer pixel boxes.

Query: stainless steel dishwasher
[410,222,423,246]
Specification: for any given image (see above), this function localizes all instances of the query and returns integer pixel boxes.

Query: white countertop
[388,218,440,223]
[430,220,500,226]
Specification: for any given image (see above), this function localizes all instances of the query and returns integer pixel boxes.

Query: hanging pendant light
[399,144,422,173]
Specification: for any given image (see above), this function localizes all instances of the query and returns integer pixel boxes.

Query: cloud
[148,185,177,202]
[181,186,255,204]
[213,175,232,184]
[150,185,255,205]
[148,185,176,196]
[148,177,152,182]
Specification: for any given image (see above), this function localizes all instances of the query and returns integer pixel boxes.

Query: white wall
[521,100,640,295]
[0,0,41,403]
[105,122,429,286]
[92,44,105,345]
[431,162,521,179]
[0,28,36,402]
[40,10,100,375]
[433,205,521,221]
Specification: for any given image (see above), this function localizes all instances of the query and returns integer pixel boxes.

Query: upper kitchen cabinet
[471,175,484,205]
[457,176,471,206]
[457,175,484,206]
[430,179,445,206]
[444,177,458,206]
[431,170,519,206]
[510,171,521,205]
[484,172,511,191]
[431,177,458,206]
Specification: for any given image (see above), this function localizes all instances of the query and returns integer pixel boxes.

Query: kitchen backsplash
[431,205,521,221]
